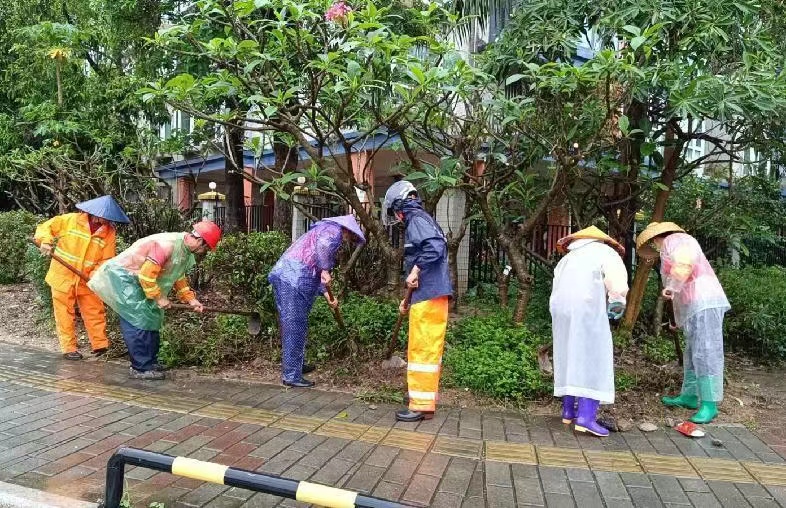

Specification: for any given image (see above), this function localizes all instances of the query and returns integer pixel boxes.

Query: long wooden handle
[30,239,90,283]
[385,287,414,359]
[168,303,259,317]
[325,286,346,329]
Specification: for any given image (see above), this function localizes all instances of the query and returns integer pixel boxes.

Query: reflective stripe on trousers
[407,296,449,412]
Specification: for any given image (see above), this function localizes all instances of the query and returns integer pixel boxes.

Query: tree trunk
[445,196,471,312]
[223,125,247,233]
[499,235,533,324]
[608,99,645,284]
[652,275,665,337]
[271,139,298,236]
[622,122,683,330]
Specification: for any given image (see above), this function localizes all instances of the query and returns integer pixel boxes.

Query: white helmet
[382,180,418,226]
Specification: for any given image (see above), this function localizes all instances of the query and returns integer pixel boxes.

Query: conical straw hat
[556,225,625,256]
[635,222,684,258]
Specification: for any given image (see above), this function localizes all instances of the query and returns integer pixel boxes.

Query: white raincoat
[550,239,628,404]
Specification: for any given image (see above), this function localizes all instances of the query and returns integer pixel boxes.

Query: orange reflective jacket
[34,212,117,292]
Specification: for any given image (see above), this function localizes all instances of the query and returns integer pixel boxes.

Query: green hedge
[719,265,786,361]
[0,210,40,283]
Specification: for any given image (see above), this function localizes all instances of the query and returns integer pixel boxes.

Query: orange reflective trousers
[407,296,449,412]
[34,212,115,353]
[52,284,108,353]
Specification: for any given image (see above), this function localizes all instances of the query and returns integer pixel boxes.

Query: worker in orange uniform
[88,221,221,380]
[34,195,130,360]
[383,181,453,422]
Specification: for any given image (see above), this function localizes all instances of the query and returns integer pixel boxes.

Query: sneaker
[63,351,83,361]
[129,367,165,380]
[152,363,168,372]
[91,348,108,357]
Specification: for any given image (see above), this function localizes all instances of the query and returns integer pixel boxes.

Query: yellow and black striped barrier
[99,447,410,508]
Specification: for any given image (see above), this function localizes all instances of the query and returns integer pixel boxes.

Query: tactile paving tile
[382,429,435,451]
[432,435,483,459]
[92,387,141,402]
[690,457,754,483]
[637,453,698,477]
[744,462,786,486]
[358,426,390,444]
[230,408,281,426]
[584,450,642,473]
[272,414,324,433]
[314,421,370,441]
[537,446,588,469]
[192,402,243,419]
[485,441,537,464]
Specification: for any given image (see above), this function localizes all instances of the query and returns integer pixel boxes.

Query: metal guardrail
[98,447,409,508]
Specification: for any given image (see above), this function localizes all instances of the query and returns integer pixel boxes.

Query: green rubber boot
[663,368,698,409]
[662,393,699,409]
[690,402,718,424]
[690,376,720,424]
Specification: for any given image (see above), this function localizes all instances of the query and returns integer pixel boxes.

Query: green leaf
[622,25,641,37]
[641,142,657,157]
[347,60,361,79]
[165,74,196,90]
[630,36,646,51]
[618,115,630,134]
[505,74,525,86]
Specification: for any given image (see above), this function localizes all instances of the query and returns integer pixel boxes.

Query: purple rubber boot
[574,397,609,437]
[561,396,577,424]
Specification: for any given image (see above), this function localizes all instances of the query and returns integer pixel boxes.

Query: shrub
[204,231,290,316]
[443,311,550,400]
[120,198,193,243]
[158,314,267,368]
[642,335,681,364]
[307,293,403,360]
[718,266,786,361]
[0,210,40,283]
[26,246,53,317]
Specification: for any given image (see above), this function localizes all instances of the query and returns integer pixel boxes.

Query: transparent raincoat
[660,233,730,402]
[550,240,628,404]
[268,218,362,383]
[268,221,345,297]
[88,233,195,331]
[659,233,730,326]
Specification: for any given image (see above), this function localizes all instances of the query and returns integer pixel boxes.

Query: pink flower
[325,1,352,24]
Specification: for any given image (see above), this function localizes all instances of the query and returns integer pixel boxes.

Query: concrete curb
[0,480,97,508]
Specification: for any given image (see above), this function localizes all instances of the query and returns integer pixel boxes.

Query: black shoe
[302,363,315,374]
[283,378,315,388]
[395,409,434,422]
[91,348,108,357]
[63,351,83,361]
[152,363,168,372]
[129,367,165,380]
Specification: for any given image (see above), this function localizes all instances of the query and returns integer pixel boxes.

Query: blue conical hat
[75,195,130,224]
[322,214,366,244]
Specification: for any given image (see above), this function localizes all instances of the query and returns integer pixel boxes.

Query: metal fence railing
[468,221,573,287]
[190,205,275,232]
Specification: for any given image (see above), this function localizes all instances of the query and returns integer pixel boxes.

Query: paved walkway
[0,344,785,507]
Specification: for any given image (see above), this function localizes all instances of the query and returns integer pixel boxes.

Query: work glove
[607,301,625,320]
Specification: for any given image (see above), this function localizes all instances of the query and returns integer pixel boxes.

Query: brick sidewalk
[0,343,785,507]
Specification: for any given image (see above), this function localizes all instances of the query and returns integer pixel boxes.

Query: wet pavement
[0,343,785,507]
